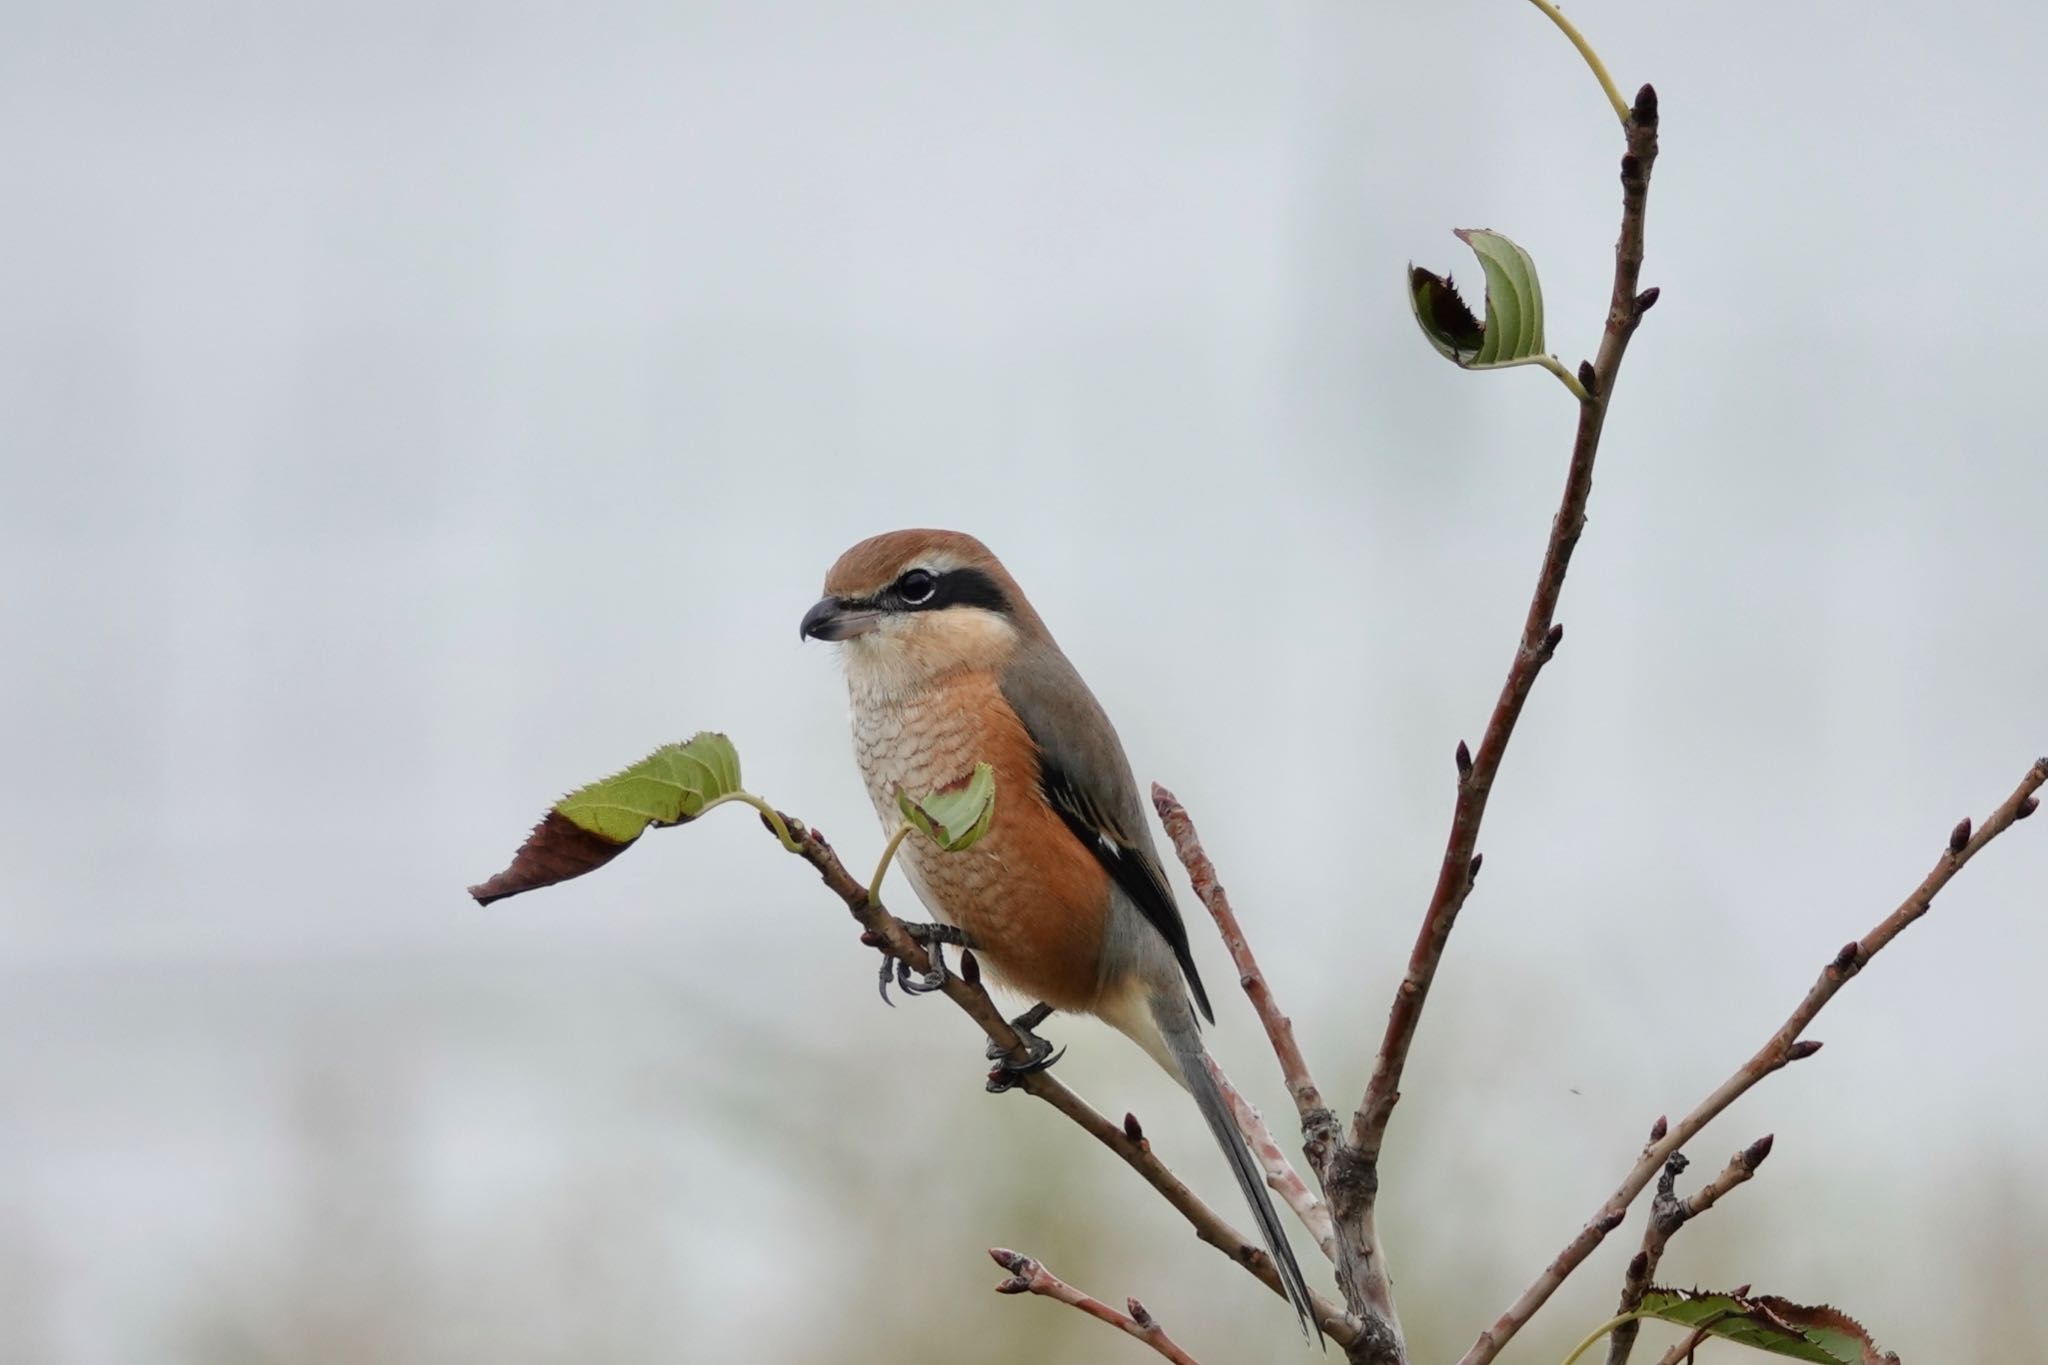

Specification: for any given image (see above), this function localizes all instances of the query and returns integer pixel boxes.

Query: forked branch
[991,1248,1207,1365]
[1457,757,2048,1365]
[1604,1137,1774,1365]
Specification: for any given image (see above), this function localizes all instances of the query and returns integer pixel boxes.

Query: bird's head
[800,529,1044,701]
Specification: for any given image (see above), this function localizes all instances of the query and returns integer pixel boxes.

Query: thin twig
[1153,783,1342,1181]
[770,811,1361,1348]
[1604,1136,1773,1365]
[1353,80,1662,1174]
[1652,1329,1709,1365]
[991,1249,1206,1365]
[1205,1057,1338,1261]
[1457,756,2048,1365]
[1153,784,1329,1129]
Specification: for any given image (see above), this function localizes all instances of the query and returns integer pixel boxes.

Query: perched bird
[800,528,1316,1333]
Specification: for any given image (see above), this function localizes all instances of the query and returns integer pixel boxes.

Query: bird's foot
[985,1002,1063,1093]
[874,922,975,1005]
[984,1002,1054,1061]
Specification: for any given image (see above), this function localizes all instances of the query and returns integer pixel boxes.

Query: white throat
[839,609,1021,710]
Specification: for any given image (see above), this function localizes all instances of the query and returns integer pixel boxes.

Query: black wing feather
[1037,758,1214,1024]
[998,644,1214,1024]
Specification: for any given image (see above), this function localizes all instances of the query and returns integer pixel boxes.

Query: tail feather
[1163,1013,1321,1342]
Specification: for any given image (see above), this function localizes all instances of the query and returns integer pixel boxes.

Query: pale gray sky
[2,3,2044,1362]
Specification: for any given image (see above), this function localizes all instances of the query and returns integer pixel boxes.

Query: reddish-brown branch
[1353,82,1663,1170]
[1264,81,1669,1365]
[1155,782,1340,1252]
[1154,783,1401,1357]
[770,811,1361,1348]
[1604,1136,1772,1365]
[1154,784,1329,1133]
[1456,756,2048,1365]
[991,1249,1206,1365]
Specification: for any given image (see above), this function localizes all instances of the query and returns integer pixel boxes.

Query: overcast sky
[3,3,2044,1362]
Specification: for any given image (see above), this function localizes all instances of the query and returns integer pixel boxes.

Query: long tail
[1159,1003,1320,1341]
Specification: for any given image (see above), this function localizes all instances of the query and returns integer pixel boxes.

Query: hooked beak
[799,596,881,642]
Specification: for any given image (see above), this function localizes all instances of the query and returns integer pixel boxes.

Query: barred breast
[848,669,1108,1011]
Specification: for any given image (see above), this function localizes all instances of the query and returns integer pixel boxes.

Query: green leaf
[555,732,743,841]
[469,732,744,904]
[1409,228,1553,370]
[897,763,997,852]
[1636,1288,1900,1365]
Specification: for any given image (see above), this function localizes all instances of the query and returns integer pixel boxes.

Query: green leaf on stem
[1635,1288,1899,1365]
[468,732,745,904]
[1409,228,1551,369]
[898,763,997,852]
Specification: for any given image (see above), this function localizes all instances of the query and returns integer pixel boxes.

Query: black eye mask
[878,566,1011,615]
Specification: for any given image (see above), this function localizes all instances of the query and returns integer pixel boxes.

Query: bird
[799,527,1317,1334]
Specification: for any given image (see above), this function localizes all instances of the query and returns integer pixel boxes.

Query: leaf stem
[1559,1312,1640,1365]
[1523,0,1630,126]
[1537,354,1592,402]
[700,791,802,852]
[1448,351,1591,401]
[868,821,916,904]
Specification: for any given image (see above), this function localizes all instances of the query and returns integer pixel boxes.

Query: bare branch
[1153,784,1400,1359]
[1604,1136,1772,1365]
[770,811,1361,1348]
[1205,1057,1337,1261]
[991,1249,1206,1365]
[1353,83,1664,1169]
[1153,781,1341,1223]
[1153,784,1331,1133]
[1457,755,2048,1365]
[1677,1135,1771,1223]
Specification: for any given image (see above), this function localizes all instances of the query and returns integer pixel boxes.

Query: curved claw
[985,1018,1063,1093]
[985,1040,1064,1094]
[876,936,948,1005]
[895,949,948,996]
[985,1003,1055,1060]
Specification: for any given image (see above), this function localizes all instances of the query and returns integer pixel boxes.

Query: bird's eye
[896,568,938,605]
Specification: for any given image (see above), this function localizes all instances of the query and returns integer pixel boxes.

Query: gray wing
[999,641,1214,1024]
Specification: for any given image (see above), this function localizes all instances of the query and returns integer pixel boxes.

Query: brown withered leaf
[469,809,634,905]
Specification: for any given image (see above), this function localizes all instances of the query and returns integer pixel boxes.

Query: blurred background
[4,2,2044,1361]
